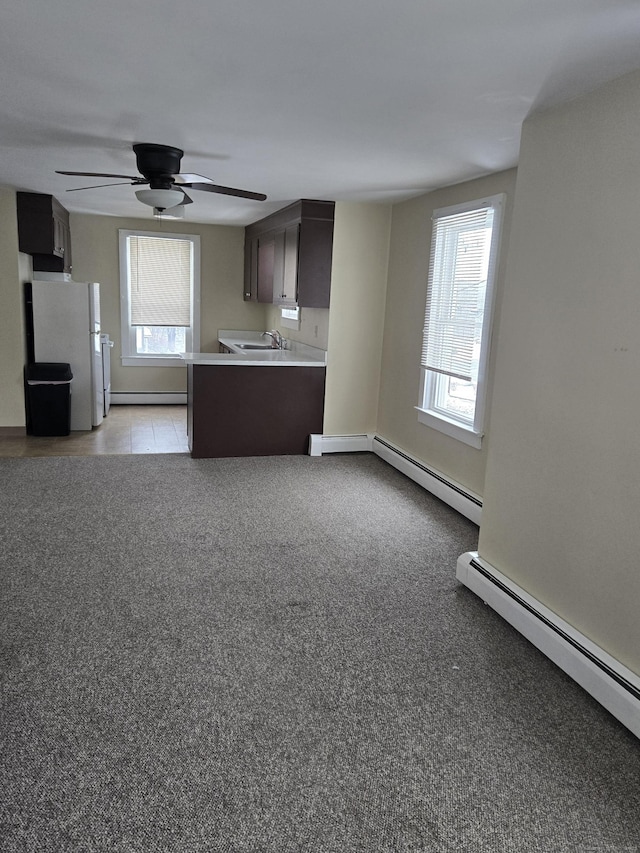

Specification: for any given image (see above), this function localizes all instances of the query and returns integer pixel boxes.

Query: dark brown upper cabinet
[17,192,72,274]
[244,199,335,308]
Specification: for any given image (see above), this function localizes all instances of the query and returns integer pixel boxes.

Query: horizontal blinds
[421,206,494,381]
[129,235,192,327]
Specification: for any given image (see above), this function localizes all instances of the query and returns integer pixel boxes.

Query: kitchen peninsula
[183,331,327,458]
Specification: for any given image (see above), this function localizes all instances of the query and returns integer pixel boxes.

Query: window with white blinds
[417,195,504,447]
[119,229,200,366]
[128,235,192,327]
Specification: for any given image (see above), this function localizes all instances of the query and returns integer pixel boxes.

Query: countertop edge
[181,331,327,367]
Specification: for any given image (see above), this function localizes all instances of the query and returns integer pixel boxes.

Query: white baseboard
[372,436,482,525]
[457,551,640,739]
[309,434,373,456]
[110,393,187,405]
[308,433,481,524]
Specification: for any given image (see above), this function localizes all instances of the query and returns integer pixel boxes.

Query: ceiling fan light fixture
[135,188,184,209]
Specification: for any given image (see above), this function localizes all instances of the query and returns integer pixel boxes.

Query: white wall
[478,69,640,676]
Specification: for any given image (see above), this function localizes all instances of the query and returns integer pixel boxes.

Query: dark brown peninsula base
[187,364,326,457]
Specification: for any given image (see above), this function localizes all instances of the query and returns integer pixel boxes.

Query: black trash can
[25,362,73,436]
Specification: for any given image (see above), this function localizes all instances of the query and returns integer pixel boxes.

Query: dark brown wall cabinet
[244,199,334,308]
[16,192,72,274]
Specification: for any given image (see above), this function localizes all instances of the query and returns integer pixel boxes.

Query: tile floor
[0,405,190,457]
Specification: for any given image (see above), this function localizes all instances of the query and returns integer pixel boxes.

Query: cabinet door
[282,224,299,304]
[273,225,299,306]
[297,218,333,308]
[62,220,72,273]
[52,215,72,271]
[244,236,258,300]
[272,230,285,303]
[257,236,275,303]
[52,215,65,258]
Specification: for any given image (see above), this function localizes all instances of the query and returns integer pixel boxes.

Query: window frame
[416,194,504,449]
[119,229,201,367]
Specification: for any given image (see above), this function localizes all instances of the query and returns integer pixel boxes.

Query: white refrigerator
[30,278,104,430]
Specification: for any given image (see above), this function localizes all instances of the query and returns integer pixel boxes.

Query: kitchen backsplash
[266,305,329,351]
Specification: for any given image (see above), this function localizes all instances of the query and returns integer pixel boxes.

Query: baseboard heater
[457,551,640,739]
[309,433,482,524]
[372,436,482,525]
[309,433,373,456]
[110,392,187,405]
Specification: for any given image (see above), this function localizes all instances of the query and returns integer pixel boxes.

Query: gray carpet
[1,452,639,852]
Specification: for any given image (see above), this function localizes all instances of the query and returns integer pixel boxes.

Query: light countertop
[182,330,327,368]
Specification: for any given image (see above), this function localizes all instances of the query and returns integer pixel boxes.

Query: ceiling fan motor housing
[133,143,183,188]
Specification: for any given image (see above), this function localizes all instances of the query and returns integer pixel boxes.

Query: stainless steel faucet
[262,329,284,349]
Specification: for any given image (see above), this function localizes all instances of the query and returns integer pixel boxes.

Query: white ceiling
[2,0,640,226]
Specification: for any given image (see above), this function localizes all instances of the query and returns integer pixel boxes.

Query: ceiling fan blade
[174,173,214,185]
[65,181,145,192]
[183,182,267,201]
[179,191,194,205]
[56,170,141,180]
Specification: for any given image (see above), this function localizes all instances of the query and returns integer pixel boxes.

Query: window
[417,195,504,448]
[280,306,300,331]
[119,230,200,366]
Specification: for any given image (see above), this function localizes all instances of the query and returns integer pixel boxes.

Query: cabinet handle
[244,292,251,298]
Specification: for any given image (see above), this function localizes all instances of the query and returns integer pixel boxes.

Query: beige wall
[0,188,27,426]
[478,70,640,675]
[323,201,392,435]
[70,213,267,394]
[376,170,517,497]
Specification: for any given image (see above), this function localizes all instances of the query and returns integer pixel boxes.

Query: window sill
[122,356,187,368]
[415,406,483,449]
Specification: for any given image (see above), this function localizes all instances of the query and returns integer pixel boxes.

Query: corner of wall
[0,187,27,427]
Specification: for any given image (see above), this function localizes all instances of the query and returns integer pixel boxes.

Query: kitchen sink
[237,343,275,350]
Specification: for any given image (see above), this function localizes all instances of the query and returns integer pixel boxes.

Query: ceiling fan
[56,142,267,212]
